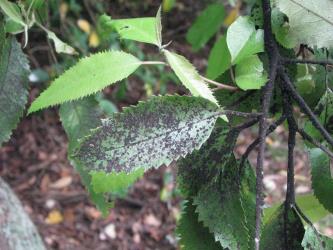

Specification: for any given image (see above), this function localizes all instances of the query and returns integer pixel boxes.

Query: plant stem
[239,114,286,173]
[297,128,333,158]
[282,58,333,67]
[142,61,167,66]
[201,76,239,91]
[279,68,333,147]
[222,110,263,118]
[255,1,279,248]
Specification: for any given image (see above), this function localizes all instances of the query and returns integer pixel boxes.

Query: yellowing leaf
[89,31,100,48]
[223,3,240,26]
[77,19,91,34]
[59,2,69,20]
[47,31,77,55]
[162,0,175,12]
[45,210,63,225]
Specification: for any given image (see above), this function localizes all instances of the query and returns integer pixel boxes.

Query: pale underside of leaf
[164,50,219,106]
[302,227,333,250]
[276,0,333,48]
[28,51,141,113]
[46,31,77,55]
[0,34,29,145]
[155,6,163,48]
[73,96,221,174]
[226,16,264,64]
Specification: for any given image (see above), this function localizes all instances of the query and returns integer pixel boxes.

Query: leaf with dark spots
[193,156,256,250]
[73,96,222,174]
[177,119,238,197]
[261,205,305,250]
[0,25,29,146]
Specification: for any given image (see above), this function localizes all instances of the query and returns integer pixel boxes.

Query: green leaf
[261,205,304,250]
[59,96,103,152]
[0,0,25,26]
[276,0,333,48]
[164,50,218,105]
[73,96,221,174]
[302,227,333,250]
[28,51,141,113]
[310,148,333,214]
[271,8,297,49]
[226,16,264,64]
[186,4,225,51]
[111,17,160,46]
[235,55,267,90]
[264,194,330,225]
[59,97,112,216]
[0,29,29,145]
[193,156,256,250]
[90,169,144,196]
[304,91,333,142]
[177,201,223,250]
[206,36,231,79]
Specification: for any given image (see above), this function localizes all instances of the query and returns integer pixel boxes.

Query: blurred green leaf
[112,17,159,46]
[310,148,333,214]
[262,205,304,250]
[226,16,264,64]
[0,0,25,26]
[91,169,144,196]
[235,55,267,90]
[264,194,330,225]
[206,36,231,79]
[186,4,225,51]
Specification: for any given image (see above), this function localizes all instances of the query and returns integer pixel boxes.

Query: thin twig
[279,67,333,148]
[222,110,262,118]
[297,128,333,158]
[255,1,279,247]
[239,114,286,171]
[294,204,325,250]
[282,58,333,67]
[282,91,296,206]
[233,117,260,132]
[201,76,239,91]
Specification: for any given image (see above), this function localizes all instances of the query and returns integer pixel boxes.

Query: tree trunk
[0,177,46,250]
